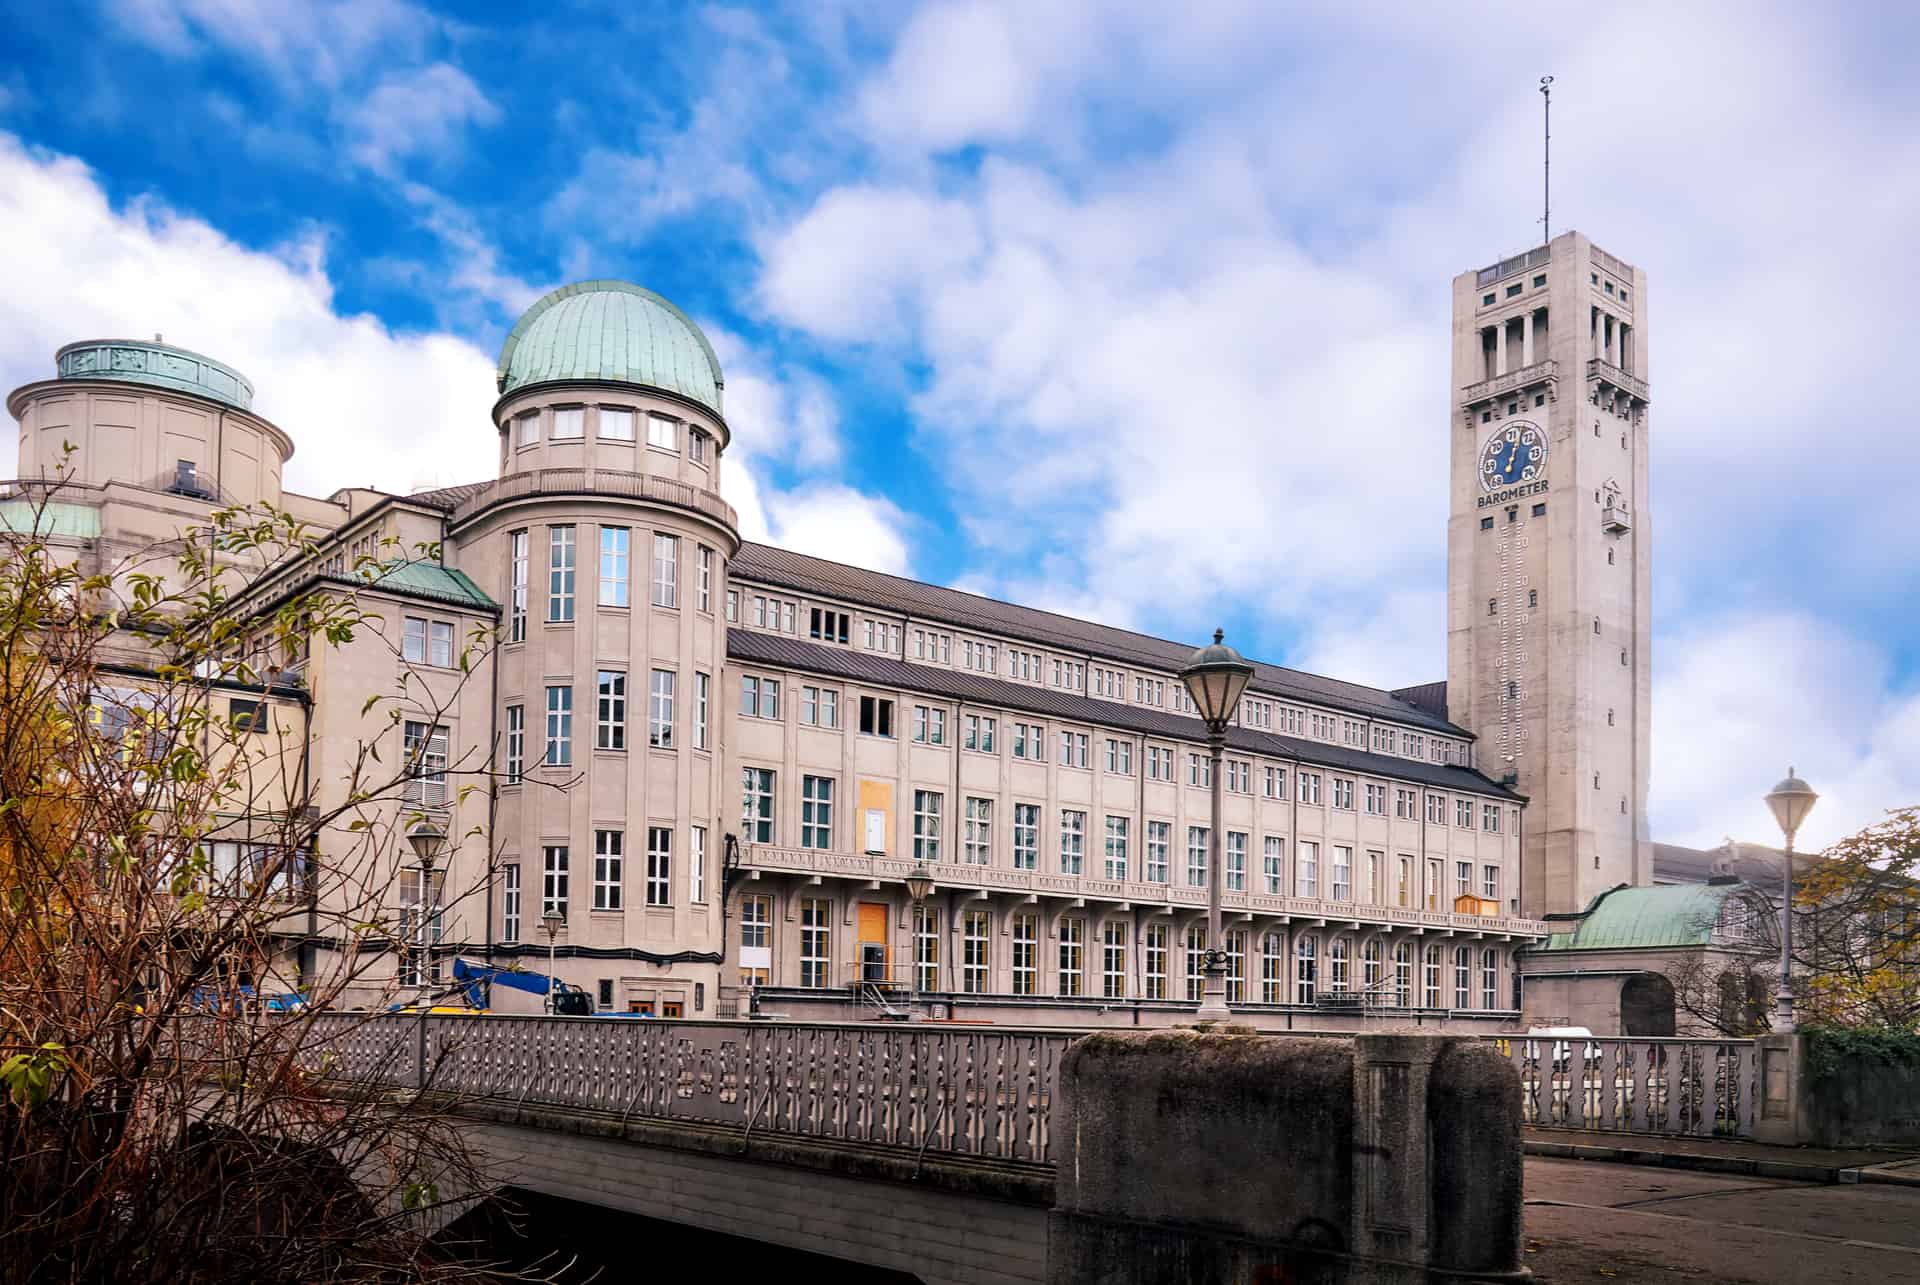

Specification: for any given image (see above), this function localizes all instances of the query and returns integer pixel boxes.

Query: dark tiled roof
[1390,681,1449,721]
[409,480,493,511]
[1653,841,1786,889]
[727,629,1523,801]
[730,542,1466,736]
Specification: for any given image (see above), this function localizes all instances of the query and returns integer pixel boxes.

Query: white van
[1525,1025,1598,1073]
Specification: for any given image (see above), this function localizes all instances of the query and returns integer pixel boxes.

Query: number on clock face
[1479,420,1547,491]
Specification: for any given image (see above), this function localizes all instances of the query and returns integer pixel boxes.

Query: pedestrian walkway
[1523,1125,1920,1184]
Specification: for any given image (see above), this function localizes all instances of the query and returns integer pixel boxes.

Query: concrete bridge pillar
[1048,1031,1525,1283]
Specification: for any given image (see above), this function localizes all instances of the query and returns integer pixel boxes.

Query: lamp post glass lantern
[541,909,564,1015]
[905,862,934,1012]
[1180,629,1256,1022]
[406,823,446,1007]
[1764,768,1817,1032]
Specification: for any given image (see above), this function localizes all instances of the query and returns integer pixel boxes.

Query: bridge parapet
[305,1012,1071,1165]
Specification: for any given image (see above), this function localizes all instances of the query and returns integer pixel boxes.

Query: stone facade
[1447,231,1654,918]
[7,280,1553,1028]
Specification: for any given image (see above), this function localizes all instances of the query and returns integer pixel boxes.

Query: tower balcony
[1601,501,1632,534]
[1459,359,1557,412]
[1586,358,1649,408]
[444,466,737,534]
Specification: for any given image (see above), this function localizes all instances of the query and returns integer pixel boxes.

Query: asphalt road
[1522,1156,1920,1284]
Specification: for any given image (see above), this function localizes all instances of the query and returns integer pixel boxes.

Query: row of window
[742,895,1508,1007]
[500,824,711,934]
[513,405,712,462]
[740,772,1503,903]
[728,591,1464,766]
[506,527,716,641]
[502,670,713,779]
[736,673,1507,830]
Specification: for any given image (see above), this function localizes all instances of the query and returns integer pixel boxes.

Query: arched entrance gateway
[1619,971,1676,1036]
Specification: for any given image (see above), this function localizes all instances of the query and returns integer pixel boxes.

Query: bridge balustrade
[300,1013,1071,1164]
[1485,1035,1759,1138]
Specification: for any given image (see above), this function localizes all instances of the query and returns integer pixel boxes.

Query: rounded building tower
[451,281,739,1015]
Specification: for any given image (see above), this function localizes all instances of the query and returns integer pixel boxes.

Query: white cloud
[0,134,498,495]
[753,0,1920,843]
[738,481,914,578]
[109,0,436,90]
[1652,612,1920,852]
[345,63,499,175]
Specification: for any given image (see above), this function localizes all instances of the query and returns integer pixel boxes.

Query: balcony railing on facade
[735,844,1550,940]
[445,466,737,532]
[1458,359,1558,411]
[1474,245,1552,289]
[1587,358,1649,405]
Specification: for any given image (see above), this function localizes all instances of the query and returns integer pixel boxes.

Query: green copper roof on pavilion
[495,280,725,415]
[1535,882,1744,952]
[364,560,498,612]
[55,339,254,410]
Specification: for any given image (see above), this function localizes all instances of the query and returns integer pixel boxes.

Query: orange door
[857,902,889,981]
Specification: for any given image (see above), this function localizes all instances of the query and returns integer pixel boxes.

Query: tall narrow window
[548,526,576,622]
[1329,937,1350,993]
[1059,810,1086,876]
[508,529,528,641]
[501,863,521,941]
[1394,941,1412,1007]
[648,669,675,747]
[1013,803,1039,871]
[1011,913,1037,995]
[738,895,771,985]
[651,533,678,607]
[1146,821,1170,883]
[1482,949,1500,1009]
[740,768,774,843]
[1185,925,1207,1001]
[1331,845,1352,901]
[1424,945,1442,1008]
[1263,836,1284,894]
[914,903,940,991]
[1455,947,1472,1008]
[1296,934,1318,1004]
[542,845,568,916]
[690,826,706,903]
[1101,921,1127,999]
[596,671,626,751]
[599,527,630,607]
[964,797,992,865]
[800,898,830,988]
[1261,931,1285,1003]
[593,829,624,910]
[801,776,834,849]
[697,546,713,612]
[693,672,710,749]
[504,704,524,783]
[646,827,671,906]
[1143,923,1168,999]
[1226,929,1246,1003]
[913,790,943,862]
[1226,832,1247,892]
[1296,841,1319,898]
[962,910,990,994]
[1186,826,1208,888]
[402,721,448,805]
[403,615,428,663]
[1058,917,1085,996]
[1104,815,1129,881]
[545,685,573,765]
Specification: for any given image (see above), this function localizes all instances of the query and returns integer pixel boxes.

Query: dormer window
[551,407,584,440]
[599,408,635,441]
[647,416,677,450]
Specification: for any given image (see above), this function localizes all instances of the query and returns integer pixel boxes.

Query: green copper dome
[496,280,724,414]
[56,339,254,410]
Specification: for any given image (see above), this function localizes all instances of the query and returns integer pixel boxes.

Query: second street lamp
[1180,628,1256,1023]
[905,861,935,1015]
[1764,767,1818,1033]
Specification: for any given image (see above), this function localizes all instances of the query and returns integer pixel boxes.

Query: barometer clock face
[1480,421,1547,491]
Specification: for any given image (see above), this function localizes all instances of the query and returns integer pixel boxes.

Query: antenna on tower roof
[1539,76,1554,243]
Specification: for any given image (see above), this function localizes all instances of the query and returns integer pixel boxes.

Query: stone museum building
[4,229,1656,1030]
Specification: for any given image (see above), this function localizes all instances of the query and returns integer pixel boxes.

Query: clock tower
[1446,229,1652,917]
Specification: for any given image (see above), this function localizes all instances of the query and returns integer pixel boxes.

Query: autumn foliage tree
[0,483,515,1284]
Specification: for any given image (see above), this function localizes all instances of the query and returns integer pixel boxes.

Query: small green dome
[496,280,724,414]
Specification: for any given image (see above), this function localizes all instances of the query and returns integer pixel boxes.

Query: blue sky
[1,0,1915,850]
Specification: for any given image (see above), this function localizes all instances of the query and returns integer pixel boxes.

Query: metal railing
[303,1012,1068,1165]
[1486,1036,1758,1138]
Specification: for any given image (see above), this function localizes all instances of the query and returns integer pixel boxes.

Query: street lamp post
[541,908,564,1015]
[406,822,446,1009]
[1180,629,1256,1023]
[1764,767,1818,1033]
[905,861,935,1017]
